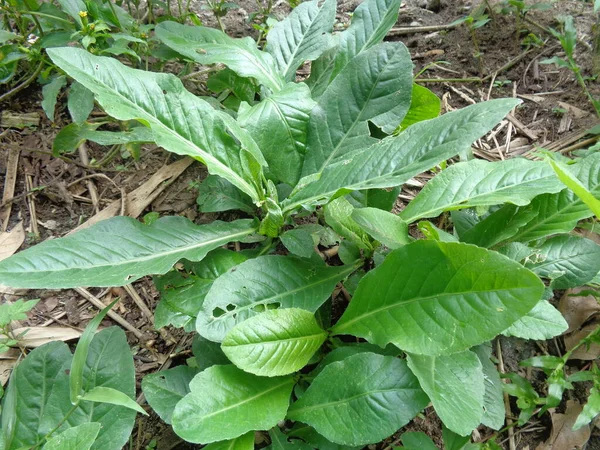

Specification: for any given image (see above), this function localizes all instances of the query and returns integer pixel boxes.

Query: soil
[1,0,600,449]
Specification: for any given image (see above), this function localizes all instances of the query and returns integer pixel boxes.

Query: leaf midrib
[223,331,326,347]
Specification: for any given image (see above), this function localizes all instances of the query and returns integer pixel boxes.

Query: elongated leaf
[222,308,327,376]
[47,48,262,201]
[508,153,600,242]
[266,0,336,80]
[68,82,95,123]
[142,366,198,424]
[332,241,543,355]
[238,82,316,185]
[407,351,484,436]
[351,207,410,249]
[80,386,147,415]
[473,343,504,430]
[71,300,118,404]
[283,99,519,213]
[42,75,67,121]
[503,300,568,340]
[399,84,441,129]
[42,423,101,450]
[549,158,600,219]
[6,341,73,449]
[156,22,284,92]
[203,432,255,450]
[172,365,294,443]
[324,197,371,250]
[53,122,152,155]
[155,249,248,330]
[307,0,401,96]
[526,235,600,289]
[0,217,256,288]
[400,158,564,223]
[287,353,428,446]
[302,41,412,175]
[573,386,600,430]
[197,255,355,342]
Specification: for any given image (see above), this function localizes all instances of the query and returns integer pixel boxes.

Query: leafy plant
[1,0,599,448]
[0,299,39,354]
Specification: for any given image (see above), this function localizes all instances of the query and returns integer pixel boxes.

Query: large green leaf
[5,341,72,449]
[266,0,336,80]
[526,235,600,289]
[203,432,255,450]
[42,423,101,450]
[142,366,198,424]
[503,300,567,340]
[287,353,428,446]
[331,241,543,355]
[307,0,401,96]
[407,351,484,436]
[196,255,355,342]
[46,48,263,202]
[302,41,412,176]
[155,22,284,92]
[283,99,519,213]
[400,158,564,223]
[222,308,327,376]
[154,248,248,330]
[172,365,294,443]
[0,217,255,288]
[238,82,316,185]
[508,152,600,242]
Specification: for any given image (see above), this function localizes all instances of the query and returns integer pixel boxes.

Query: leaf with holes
[196,255,355,342]
[332,241,543,355]
[222,308,327,376]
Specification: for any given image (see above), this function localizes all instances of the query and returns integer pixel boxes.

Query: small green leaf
[0,299,39,327]
[142,366,198,424]
[573,386,600,430]
[172,365,294,443]
[68,82,95,123]
[287,353,428,446]
[42,423,101,450]
[503,300,568,340]
[42,75,67,122]
[197,175,255,214]
[280,228,318,258]
[351,207,410,249]
[70,299,118,405]
[222,308,327,376]
[548,158,600,219]
[53,122,152,155]
[400,432,437,450]
[324,197,371,250]
[399,84,441,129]
[193,334,231,370]
[80,386,147,415]
[332,241,543,355]
[407,350,485,436]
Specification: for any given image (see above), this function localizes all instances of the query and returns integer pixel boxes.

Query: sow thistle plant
[1,0,600,448]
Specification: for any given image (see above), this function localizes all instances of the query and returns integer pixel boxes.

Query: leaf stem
[0,60,44,105]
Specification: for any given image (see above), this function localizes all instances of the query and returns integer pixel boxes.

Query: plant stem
[0,60,44,105]
[32,402,80,448]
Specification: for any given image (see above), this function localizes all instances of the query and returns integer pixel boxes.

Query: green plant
[541,15,600,117]
[1,0,600,448]
[0,299,39,354]
[0,301,146,449]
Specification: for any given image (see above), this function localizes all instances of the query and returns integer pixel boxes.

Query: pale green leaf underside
[288,353,428,446]
[222,308,327,376]
[502,300,567,340]
[172,365,294,443]
[473,343,505,430]
[407,351,484,436]
[0,216,256,288]
[46,47,261,201]
[284,99,519,212]
[400,158,565,223]
[156,21,284,91]
[197,255,355,342]
[332,241,543,355]
[266,0,336,80]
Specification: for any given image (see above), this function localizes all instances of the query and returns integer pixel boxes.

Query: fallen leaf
[536,400,590,450]
[0,222,25,262]
[2,326,82,347]
[559,288,600,334]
